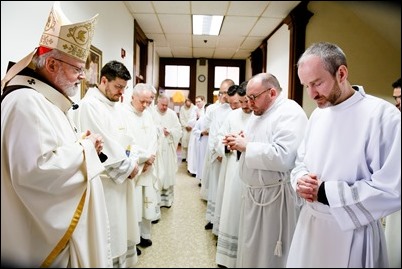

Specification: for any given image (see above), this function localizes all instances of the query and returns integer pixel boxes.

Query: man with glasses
[72,60,141,268]
[225,73,308,267]
[202,79,234,231]
[1,2,111,267]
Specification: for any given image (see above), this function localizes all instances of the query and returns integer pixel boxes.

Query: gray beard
[64,85,78,97]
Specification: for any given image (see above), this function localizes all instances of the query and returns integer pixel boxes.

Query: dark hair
[100,60,131,82]
[238,80,248,96]
[392,78,401,88]
[227,85,240,97]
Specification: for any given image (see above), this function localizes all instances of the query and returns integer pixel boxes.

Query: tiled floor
[133,160,219,268]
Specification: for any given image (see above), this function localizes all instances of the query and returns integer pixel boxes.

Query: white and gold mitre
[1,1,98,91]
[40,1,98,62]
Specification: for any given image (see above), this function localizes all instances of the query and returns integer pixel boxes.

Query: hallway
[134,160,219,268]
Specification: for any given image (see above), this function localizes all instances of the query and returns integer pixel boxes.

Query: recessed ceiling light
[192,15,224,36]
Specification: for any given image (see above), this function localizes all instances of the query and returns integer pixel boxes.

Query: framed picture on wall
[81,45,102,98]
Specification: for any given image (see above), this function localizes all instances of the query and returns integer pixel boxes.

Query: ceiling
[123,1,300,59]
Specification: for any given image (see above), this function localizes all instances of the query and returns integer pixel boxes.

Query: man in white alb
[287,42,400,268]
[72,61,140,268]
[216,82,252,268]
[179,98,195,162]
[153,94,182,207]
[123,83,160,250]
[204,79,234,230]
[226,73,308,267]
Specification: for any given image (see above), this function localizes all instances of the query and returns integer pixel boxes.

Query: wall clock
[198,74,206,82]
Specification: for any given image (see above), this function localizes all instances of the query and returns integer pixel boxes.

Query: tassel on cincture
[274,240,282,257]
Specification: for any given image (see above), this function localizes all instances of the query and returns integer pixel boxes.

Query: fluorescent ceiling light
[192,15,224,36]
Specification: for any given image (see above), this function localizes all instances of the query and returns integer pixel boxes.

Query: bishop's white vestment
[1,74,112,268]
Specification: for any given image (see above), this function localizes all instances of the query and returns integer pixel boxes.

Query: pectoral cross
[144,196,153,208]
[141,123,149,133]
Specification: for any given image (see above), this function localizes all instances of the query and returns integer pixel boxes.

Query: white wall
[266,24,290,98]
[196,59,208,99]
[1,1,135,103]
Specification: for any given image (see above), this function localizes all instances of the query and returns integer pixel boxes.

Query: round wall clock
[198,74,206,82]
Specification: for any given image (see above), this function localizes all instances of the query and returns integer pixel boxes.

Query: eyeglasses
[112,82,128,91]
[53,58,85,75]
[246,88,272,102]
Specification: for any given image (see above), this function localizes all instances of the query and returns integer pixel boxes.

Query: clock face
[198,74,206,82]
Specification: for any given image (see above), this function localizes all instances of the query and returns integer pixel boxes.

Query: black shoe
[136,247,141,256]
[204,222,213,230]
[198,182,201,187]
[182,158,186,162]
[139,237,152,248]
[191,173,196,177]
[151,219,159,224]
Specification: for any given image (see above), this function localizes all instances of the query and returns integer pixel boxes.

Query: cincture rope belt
[40,189,87,268]
[246,181,285,257]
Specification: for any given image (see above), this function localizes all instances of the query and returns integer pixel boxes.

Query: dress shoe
[151,219,159,224]
[139,237,152,248]
[204,222,213,230]
[136,247,141,256]
[182,158,186,162]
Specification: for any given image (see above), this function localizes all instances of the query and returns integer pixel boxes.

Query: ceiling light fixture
[192,15,224,36]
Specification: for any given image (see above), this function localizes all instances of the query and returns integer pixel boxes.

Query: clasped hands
[82,130,104,155]
[142,154,156,173]
[223,131,246,152]
[296,173,321,203]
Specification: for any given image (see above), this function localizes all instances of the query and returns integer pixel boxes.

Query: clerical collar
[6,74,74,113]
[3,62,76,112]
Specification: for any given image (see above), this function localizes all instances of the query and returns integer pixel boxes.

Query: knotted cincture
[274,240,282,257]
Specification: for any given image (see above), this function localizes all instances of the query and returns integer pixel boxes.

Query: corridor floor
[133,160,219,268]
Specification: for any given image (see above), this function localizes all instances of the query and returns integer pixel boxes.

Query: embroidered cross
[144,196,153,208]
[141,123,149,133]
[27,79,35,85]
